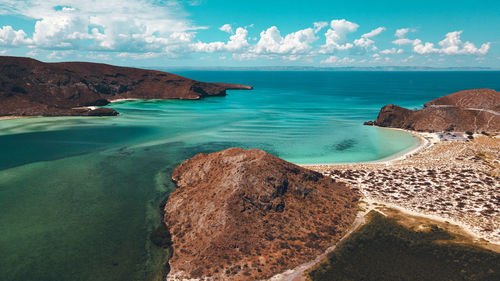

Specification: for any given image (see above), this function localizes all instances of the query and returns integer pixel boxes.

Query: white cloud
[313,21,328,33]
[320,55,340,64]
[380,48,404,54]
[438,31,490,55]
[47,50,74,60]
[395,28,414,38]
[0,25,32,46]
[0,4,493,64]
[393,30,490,56]
[320,19,359,53]
[393,38,415,46]
[0,0,200,55]
[190,27,249,53]
[253,26,317,55]
[219,24,233,34]
[353,37,374,48]
[320,55,355,64]
[362,27,386,38]
[350,27,385,55]
[117,52,161,59]
[412,39,439,54]
[401,55,415,63]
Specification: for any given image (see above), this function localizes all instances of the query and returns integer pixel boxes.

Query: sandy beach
[303,133,500,244]
[0,116,31,121]
[109,98,140,103]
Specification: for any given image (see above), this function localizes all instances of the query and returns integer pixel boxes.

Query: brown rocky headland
[163,148,359,280]
[0,56,252,117]
[365,89,500,132]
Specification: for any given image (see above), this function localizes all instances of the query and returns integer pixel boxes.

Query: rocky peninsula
[164,148,359,280]
[365,89,500,132]
[0,56,252,117]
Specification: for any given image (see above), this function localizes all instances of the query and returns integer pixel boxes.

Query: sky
[0,0,499,68]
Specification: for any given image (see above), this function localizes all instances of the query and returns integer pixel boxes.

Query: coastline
[109,98,141,103]
[269,196,500,281]
[365,128,437,164]
[0,116,32,121]
[276,129,500,281]
[299,127,433,167]
[304,133,499,244]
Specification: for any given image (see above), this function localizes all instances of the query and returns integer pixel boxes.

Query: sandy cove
[303,132,500,244]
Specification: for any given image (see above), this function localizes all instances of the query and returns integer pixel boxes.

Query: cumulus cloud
[362,27,386,38]
[0,25,32,46]
[392,38,414,46]
[392,29,490,56]
[313,21,328,33]
[190,27,249,53]
[320,19,359,53]
[350,27,386,55]
[0,0,199,55]
[438,31,490,55]
[219,24,233,34]
[411,39,438,54]
[0,4,493,63]
[380,48,404,55]
[253,26,317,55]
[395,28,415,38]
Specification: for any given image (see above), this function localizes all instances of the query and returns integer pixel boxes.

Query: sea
[1,71,499,281]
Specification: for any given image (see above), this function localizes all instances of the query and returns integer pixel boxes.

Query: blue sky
[0,0,499,68]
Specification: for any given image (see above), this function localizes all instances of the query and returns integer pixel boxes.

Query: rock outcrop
[0,56,252,117]
[164,148,359,280]
[366,89,500,132]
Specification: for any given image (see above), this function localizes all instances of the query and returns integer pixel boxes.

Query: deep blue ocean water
[1,71,499,281]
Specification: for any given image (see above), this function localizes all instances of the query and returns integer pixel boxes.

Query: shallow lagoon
[1,71,499,280]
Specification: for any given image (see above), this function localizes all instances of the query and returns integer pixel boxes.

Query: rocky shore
[365,89,500,132]
[0,56,252,117]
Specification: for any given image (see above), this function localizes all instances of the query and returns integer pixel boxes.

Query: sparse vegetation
[308,212,500,281]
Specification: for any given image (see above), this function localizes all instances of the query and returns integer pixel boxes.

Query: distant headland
[365,89,500,133]
[0,56,252,118]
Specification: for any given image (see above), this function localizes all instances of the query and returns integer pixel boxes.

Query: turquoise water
[1,71,499,281]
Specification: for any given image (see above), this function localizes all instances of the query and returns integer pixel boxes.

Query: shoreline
[270,195,500,281]
[284,130,500,281]
[304,133,499,244]
[108,98,141,103]
[0,116,32,121]
[299,127,434,167]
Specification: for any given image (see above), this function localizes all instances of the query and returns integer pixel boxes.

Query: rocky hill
[0,56,252,117]
[164,148,359,280]
[366,89,500,132]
